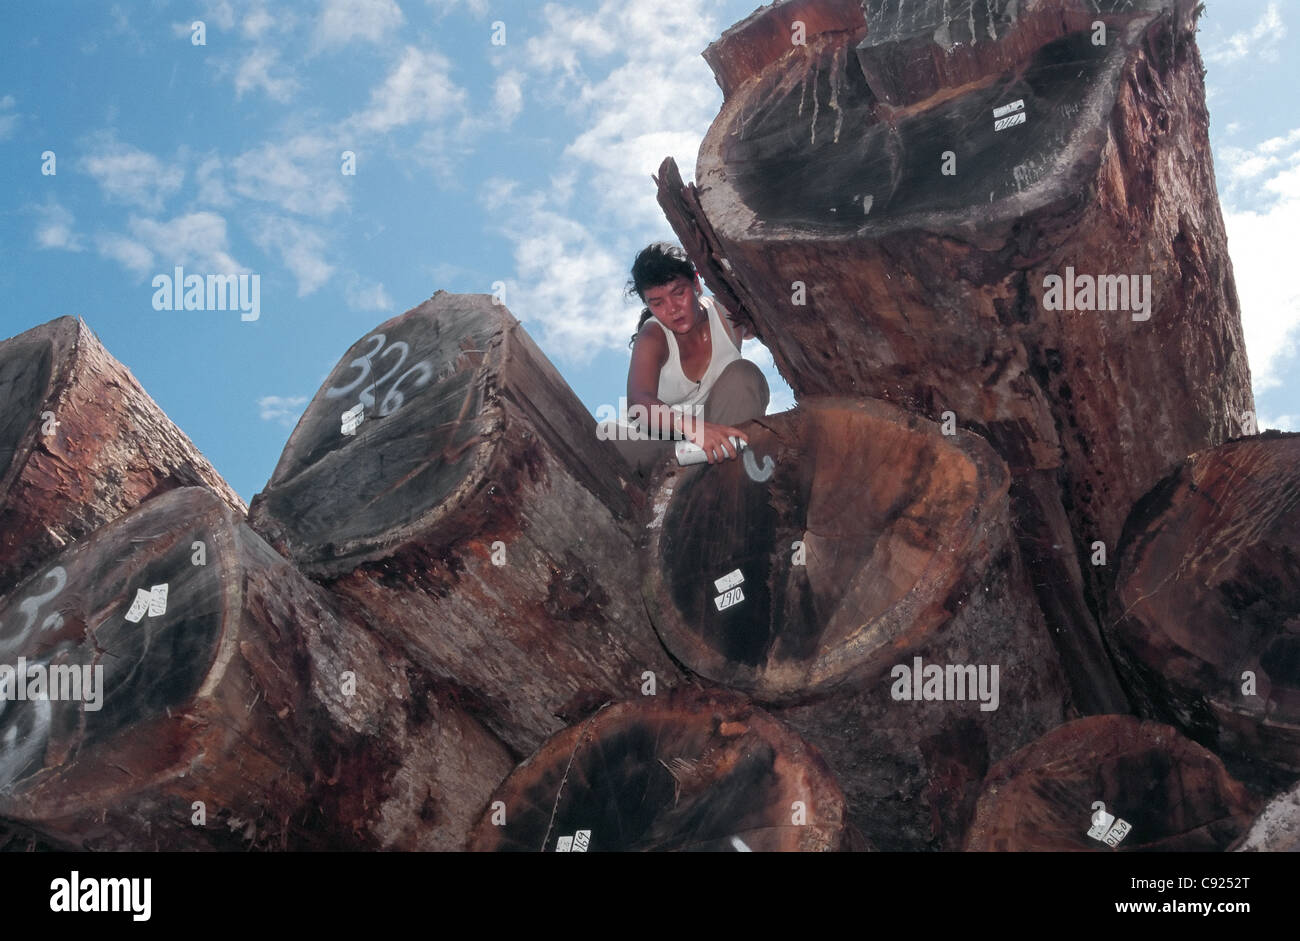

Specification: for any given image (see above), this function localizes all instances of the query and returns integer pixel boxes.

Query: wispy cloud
[468,0,722,360]
[349,47,467,134]
[258,394,309,426]
[82,133,184,213]
[315,0,405,49]
[96,211,246,279]
[230,134,348,218]
[345,278,393,311]
[1206,3,1286,64]
[0,94,18,141]
[34,201,84,252]
[1222,126,1300,393]
[234,47,299,102]
[251,215,334,296]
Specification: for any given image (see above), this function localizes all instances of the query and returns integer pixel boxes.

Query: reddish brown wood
[0,316,246,598]
[249,293,681,755]
[658,0,1252,715]
[1110,433,1300,778]
[638,397,1068,848]
[0,487,511,850]
[965,715,1258,851]
[467,688,853,852]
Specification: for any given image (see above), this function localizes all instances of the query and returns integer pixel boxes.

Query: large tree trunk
[0,486,512,850]
[639,397,1068,848]
[467,688,855,852]
[965,715,1259,851]
[0,317,246,598]
[248,292,680,756]
[658,0,1253,715]
[1110,433,1300,783]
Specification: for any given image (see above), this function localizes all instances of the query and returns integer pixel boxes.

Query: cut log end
[642,397,1013,700]
[1112,433,1300,775]
[468,689,850,852]
[964,715,1258,851]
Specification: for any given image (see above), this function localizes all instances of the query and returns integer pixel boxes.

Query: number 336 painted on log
[325,333,434,417]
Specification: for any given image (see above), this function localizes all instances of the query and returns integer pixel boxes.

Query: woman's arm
[626,322,684,439]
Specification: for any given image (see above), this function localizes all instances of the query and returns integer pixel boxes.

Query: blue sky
[1,0,1296,503]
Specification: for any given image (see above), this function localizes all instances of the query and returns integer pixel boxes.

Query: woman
[602,242,769,478]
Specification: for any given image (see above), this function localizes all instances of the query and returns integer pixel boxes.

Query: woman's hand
[686,420,749,463]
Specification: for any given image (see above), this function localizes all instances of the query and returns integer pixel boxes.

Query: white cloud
[230,134,347,218]
[82,134,184,213]
[467,0,724,360]
[234,48,299,102]
[493,70,524,125]
[1222,127,1300,392]
[95,233,154,275]
[350,47,467,134]
[315,0,404,48]
[195,154,232,206]
[242,7,278,39]
[172,1,236,37]
[517,0,719,230]
[1206,3,1285,64]
[1257,412,1298,432]
[0,94,18,141]
[127,212,246,273]
[427,0,489,18]
[251,215,334,296]
[34,202,84,252]
[258,394,309,426]
[345,278,393,311]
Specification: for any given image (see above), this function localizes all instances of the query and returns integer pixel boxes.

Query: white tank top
[650,295,743,409]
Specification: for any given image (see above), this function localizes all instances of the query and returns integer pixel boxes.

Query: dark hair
[626,242,695,348]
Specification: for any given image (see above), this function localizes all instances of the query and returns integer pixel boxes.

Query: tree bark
[0,316,246,599]
[467,688,854,852]
[1110,433,1300,781]
[659,0,1252,714]
[964,715,1259,851]
[248,292,681,756]
[639,397,1068,848]
[0,486,512,850]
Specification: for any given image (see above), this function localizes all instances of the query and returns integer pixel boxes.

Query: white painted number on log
[0,567,68,657]
[325,333,434,419]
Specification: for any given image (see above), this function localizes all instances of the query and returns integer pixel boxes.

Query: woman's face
[643,276,701,335]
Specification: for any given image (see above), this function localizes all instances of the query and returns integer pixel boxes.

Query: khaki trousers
[598,358,770,479]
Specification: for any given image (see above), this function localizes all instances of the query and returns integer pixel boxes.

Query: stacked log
[965,715,1258,851]
[657,0,1255,715]
[1110,433,1300,782]
[0,316,246,597]
[639,397,1068,848]
[467,688,853,852]
[0,486,511,850]
[248,292,682,756]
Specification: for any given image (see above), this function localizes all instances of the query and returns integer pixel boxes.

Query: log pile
[0,317,245,598]
[0,486,511,850]
[247,293,682,756]
[0,0,1290,854]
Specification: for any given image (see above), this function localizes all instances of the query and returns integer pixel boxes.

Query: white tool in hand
[676,436,746,466]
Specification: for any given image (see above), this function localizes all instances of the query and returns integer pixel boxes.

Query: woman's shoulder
[706,295,746,345]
